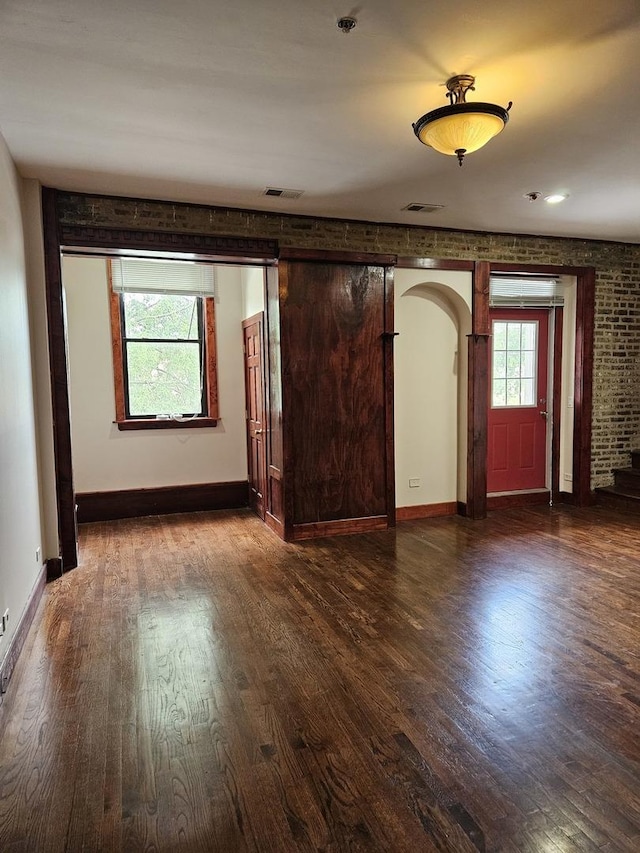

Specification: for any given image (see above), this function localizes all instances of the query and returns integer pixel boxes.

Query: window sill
[115,417,218,431]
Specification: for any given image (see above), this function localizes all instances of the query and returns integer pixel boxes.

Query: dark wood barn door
[279,254,395,539]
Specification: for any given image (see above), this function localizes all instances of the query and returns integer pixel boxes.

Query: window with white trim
[491,320,537,408]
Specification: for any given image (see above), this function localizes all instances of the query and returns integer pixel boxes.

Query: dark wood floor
[0,505,639,852]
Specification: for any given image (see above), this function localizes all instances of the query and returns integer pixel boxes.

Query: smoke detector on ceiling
[263,187,304,199]
[337,17,357,33]
[403,203,445,213]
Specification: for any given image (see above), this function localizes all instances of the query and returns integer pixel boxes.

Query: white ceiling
[1,0,640,243]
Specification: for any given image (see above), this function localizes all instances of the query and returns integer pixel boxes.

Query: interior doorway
[486,273,576,506]
[61,255,266,529]
[394,268,473,516]
[41,199,278,569]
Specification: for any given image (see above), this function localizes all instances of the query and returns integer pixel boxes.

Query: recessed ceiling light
[544,193,569,204]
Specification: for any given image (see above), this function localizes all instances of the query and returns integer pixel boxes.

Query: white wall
[241,266,265,319]
[0,138,43,663]
[394,269,472,508]
[22,180,59,559]
[62,256,248,491]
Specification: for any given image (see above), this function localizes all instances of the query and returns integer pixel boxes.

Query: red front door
[487,309,549,493]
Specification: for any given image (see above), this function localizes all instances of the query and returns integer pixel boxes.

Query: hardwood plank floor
[0,505,639,852]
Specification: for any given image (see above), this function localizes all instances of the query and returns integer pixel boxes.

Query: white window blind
[490,276,563,307]
[111,258,217,298]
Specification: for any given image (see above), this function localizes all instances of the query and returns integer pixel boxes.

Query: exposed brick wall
[56,192,640,489]
[592,266,640,485]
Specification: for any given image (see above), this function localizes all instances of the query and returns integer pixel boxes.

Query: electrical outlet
[409,478,421,488]
[36,547,41,564]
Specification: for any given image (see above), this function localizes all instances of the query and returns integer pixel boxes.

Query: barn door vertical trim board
[466,261,491,519]
[573,266,595,505]
[42,187,78,570]
[383,265,397,527]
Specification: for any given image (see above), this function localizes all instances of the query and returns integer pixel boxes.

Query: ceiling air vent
[263,187,304,199]
[403,202,445,213]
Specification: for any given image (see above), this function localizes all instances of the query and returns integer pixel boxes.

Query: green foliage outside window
[122,293,204,417]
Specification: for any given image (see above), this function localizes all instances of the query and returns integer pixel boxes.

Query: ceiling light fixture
[544,193,569,204]
[413,75,512,166]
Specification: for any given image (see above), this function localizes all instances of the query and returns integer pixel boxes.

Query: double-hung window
[109,259,219,429]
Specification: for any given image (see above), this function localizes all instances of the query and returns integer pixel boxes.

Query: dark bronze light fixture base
[446,74,476,104]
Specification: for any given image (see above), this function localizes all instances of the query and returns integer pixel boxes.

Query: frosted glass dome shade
[413,99,511,163]
[418,111,506,155]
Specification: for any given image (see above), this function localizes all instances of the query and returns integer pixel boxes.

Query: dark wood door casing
[466,260,491,519]
[465,261,595,517]
[488,262,595,507]
[42,188,78,569]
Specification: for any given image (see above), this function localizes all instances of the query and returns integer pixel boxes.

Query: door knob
[540,411,548,419]
[254,429,263,434]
